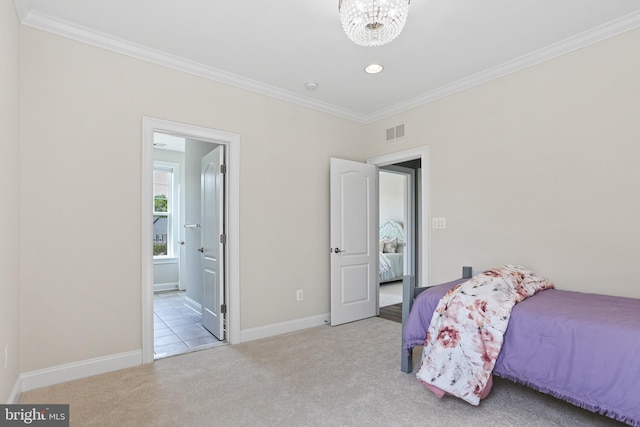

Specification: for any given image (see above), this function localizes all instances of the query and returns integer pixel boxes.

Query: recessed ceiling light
[304,81,319,91]
[365,64,384,74]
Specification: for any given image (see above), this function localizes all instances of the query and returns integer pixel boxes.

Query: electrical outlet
[296,290,303,302]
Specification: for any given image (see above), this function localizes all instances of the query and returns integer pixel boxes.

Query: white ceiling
[154,132,185,152]
[15,0,640,123]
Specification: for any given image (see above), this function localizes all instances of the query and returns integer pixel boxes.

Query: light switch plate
[432,217,446,229]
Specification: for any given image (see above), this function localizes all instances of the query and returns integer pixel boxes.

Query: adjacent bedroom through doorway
[378,158,421,323]
[378,169,405,310]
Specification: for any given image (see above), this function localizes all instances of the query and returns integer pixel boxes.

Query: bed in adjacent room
[379,220,404,283]
[401,266,640,426]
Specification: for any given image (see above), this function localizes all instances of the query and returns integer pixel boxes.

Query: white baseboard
[240,313,330,343]
[183,296,202,315]
[15,315,329,394]
[20,350,142,392]
[153,282,179,292]
[7,377,22,404]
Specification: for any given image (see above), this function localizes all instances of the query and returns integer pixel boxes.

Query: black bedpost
[462,266,472,279]
[401,274,415,373]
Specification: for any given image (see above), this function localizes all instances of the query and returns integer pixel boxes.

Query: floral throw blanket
[416,265,554,405]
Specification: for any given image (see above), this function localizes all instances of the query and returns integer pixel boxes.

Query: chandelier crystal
[338,0,410,47]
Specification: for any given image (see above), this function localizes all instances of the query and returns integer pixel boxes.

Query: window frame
[153,161,180,258]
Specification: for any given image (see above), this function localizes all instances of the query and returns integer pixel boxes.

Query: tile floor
[154,290,226,358]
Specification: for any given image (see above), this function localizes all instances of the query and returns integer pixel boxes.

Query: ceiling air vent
[385,124,405,142]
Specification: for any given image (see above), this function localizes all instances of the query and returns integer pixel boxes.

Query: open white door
[330,158,378,326]
[201,146,225,340]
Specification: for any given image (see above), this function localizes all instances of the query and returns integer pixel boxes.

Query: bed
[401,267,640,426]
[379,220,404,283]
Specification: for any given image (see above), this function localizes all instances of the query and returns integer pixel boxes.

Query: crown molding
[17,6,640,125]
[365,9,640,123]
[13,0,30,21]
[19,10,370,124]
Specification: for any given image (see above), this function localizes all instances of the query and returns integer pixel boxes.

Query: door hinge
[221,304,227,314]
[220,164,227,174]
[220,234,227,244]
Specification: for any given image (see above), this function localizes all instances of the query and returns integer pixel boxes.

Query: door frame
[141,117,240,364]
[368,146,429,287]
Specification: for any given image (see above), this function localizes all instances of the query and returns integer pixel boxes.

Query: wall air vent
[385,124,405,142]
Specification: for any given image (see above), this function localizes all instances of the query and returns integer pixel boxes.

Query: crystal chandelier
[338,0,410,47]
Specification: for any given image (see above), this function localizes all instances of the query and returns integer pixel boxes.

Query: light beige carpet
[20,318,622,426]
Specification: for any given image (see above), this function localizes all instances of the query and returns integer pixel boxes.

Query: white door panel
[330,158,378,326]
[341,264,371,303]
[201,146,225,340]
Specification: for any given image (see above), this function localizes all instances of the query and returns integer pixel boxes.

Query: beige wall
[0,1,21,402]
[379,171,404,224]
[13,12,640,379]
[19,26,365,372]
[366,28,640,298]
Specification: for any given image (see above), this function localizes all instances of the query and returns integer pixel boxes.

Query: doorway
[378,166,413,306]
[141,117,240,364]
[369,147,429,316]
[378,161,420,324]
[151,135,225,358]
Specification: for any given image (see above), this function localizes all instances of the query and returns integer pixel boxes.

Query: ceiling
[154,133,185,152]
[15,0,640,123]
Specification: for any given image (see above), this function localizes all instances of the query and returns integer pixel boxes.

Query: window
[153,162,179,257]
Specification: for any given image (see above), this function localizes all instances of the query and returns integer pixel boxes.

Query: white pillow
[383,238,398,253]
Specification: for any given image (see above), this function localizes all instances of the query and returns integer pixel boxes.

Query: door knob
[197,247,204,253]
[333,248,344,253]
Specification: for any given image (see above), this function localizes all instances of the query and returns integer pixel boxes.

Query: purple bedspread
[403,280,640,426]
